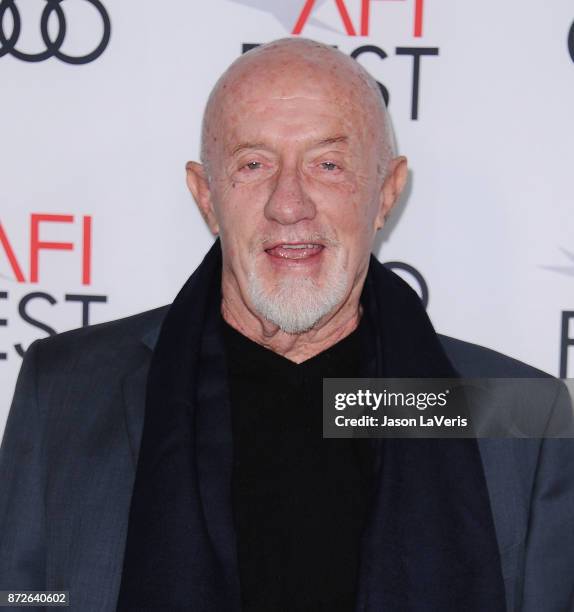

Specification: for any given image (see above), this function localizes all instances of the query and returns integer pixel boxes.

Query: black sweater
[223,320,373,612]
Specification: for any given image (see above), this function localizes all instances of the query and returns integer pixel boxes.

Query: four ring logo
[0,0,110,64]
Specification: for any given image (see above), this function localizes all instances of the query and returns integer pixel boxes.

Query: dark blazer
[1,306,573,611]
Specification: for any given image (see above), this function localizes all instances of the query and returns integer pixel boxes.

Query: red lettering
[0,222,26,282]
[360,0,370,36]
[414,0,424,37]
[293,0,357,36]
[82,215,92,286]
[30,214,74,283]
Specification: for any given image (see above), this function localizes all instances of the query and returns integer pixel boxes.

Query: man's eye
[321,161,338,171]
[245,161,262,170]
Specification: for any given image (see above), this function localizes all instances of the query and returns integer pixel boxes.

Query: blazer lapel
[121,352,152,469]
[120,315,164,470]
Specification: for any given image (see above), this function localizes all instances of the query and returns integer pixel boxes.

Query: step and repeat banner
[1,0,573,437]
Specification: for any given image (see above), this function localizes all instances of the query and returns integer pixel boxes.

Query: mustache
[253,231,340,250]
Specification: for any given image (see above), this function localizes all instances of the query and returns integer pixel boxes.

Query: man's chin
[256,302,326,335]
[247,276,349,335]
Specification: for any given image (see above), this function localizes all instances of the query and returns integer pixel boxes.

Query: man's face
[191,62,395,333]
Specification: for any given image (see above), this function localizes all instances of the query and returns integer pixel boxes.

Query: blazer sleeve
[0,340,47,591]
[521,383,574,611]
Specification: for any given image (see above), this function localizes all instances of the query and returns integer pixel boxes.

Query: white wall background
[1,0,573,439]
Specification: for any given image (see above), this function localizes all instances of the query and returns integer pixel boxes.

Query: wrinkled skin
[186,38,408,362]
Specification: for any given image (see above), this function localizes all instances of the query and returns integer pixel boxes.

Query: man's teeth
[280,244,319,249]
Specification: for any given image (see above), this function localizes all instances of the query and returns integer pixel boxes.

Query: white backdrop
[1,0,573,439]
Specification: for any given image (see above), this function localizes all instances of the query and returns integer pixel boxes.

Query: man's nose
[264,165,316,225]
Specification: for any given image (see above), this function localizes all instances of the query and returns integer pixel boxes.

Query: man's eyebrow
[314,135,349,147]
[230,142,266,156]
[229,136,348,157]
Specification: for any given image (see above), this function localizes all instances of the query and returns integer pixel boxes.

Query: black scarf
[117,240,506,611]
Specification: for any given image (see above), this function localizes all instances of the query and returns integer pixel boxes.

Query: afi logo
[0,214,107,361]
[293,0,425,37]
[0,214,92,285]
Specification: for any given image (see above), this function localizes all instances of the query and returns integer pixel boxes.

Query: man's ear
[185,161,220,235]
[375,156,408,230]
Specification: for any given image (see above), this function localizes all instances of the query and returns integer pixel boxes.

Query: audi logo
[0,0,110,64]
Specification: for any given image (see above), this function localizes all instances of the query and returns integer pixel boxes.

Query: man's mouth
[265,243,324,260]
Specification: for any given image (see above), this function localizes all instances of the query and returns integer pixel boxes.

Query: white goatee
[246,256,348,334]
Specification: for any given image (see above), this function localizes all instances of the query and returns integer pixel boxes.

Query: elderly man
[1,38,573,612]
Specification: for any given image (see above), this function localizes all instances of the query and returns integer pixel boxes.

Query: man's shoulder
[438,334,551,379]
[32,305,169,369]
[10,306,169,422]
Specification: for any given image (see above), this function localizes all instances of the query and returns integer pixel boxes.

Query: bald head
[200,37,395,180]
